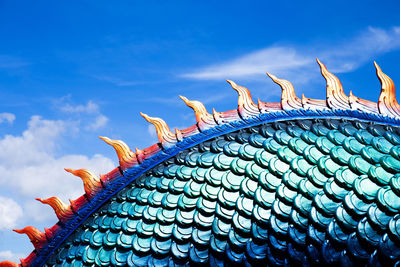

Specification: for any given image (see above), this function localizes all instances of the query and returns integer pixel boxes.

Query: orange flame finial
[317,59,349,110]
[36,197,73,222]
[179,95,215,130]
[266,73,302,110]
[140,113,178,147]
[99,136,137,169]
[64,168,102,198]
[226,80,259,117]
[375,61,400,117]
[13,226,46,250]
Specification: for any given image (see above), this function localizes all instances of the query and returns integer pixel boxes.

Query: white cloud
[317,26,400,73]
[86,115,109,131]
[59,100,108,131]
[60,100,99,114]
[0,116,65,165]
[0,113,15,124]
[0,197,23,230]
[93,75,139,86]
[0,116,115,225]
[182,26,400,82]
[182,47,312,80]
[0,250,25,262]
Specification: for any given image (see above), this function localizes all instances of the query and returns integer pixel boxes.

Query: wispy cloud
[181,26,400,82]
[182,47,311,80]
[199,92,234,105]
[93,75,141,86]
[59,100,109,131]
[317,26,400,72]
[0,55,29,69]
[144,96,183,105]
[60,100,99,114]
[0,113,15,124]
[86,114,108,131]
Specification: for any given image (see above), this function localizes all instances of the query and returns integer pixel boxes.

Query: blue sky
[1,0,400,262]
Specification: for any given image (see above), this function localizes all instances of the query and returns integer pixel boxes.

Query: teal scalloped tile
[232,212,251,235]
[82,246,97,264]
[132,236,151,254]
[172,225,192,242]
[150,238,171,256]
[229,158,247,175]
[239,178,257,199]
[372,136,392,154]
[116,232,133,249]
[357,217,381,246]
[236,195,253,217]
[156,208,176,224]
[223,141,241,157]
[42,119,400,266]
[175,165,193,181]
[213,153,233,170]
[153,223,173,239]
[94,247,112,266]
[110,248,129,266]
[197,151,216,167]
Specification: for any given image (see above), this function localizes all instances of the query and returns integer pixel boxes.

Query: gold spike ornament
[140,113,178,147]
[317,59,350,110]
[64,168,102,198]
[179,95,215,131]
[36,197,73,222]
[99,136,138,170]
[375,61,400,117]
[227,80,259,117]
[266,73,302,110]
[13,226,46,250]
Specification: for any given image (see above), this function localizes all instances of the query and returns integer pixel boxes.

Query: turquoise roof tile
[41,119,400,266]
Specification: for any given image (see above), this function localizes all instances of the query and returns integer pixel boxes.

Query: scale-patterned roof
[2,60,400,266]
[44,119,400,266]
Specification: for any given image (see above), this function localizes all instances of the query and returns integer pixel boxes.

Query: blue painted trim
[33,109,400,266]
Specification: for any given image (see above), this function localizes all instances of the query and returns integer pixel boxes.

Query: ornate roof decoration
[2,60,400,266]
